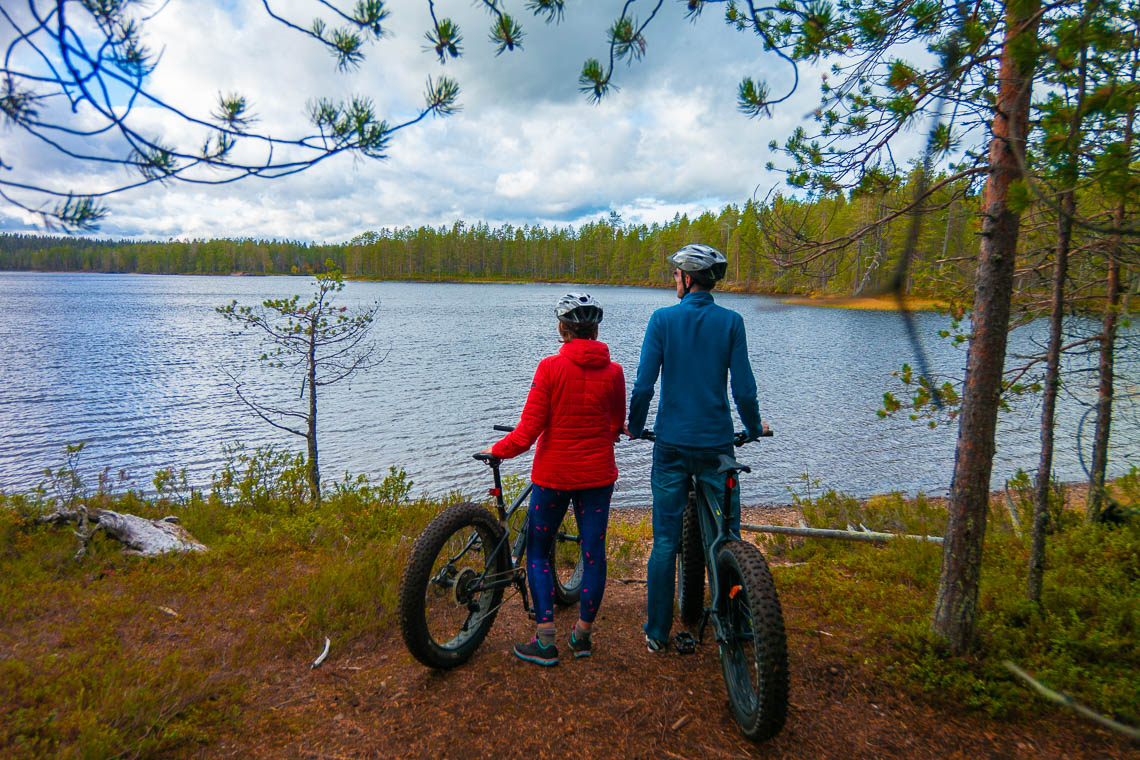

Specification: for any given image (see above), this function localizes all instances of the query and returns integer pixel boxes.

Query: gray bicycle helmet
[669,243,728,282]
[555,292,603,324]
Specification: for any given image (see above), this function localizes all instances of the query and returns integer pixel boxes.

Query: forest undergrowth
[0,446,1136,758]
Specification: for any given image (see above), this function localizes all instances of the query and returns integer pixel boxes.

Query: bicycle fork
[696,465,746,646]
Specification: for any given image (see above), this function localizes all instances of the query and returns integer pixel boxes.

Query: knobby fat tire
[677,491,705,626]
[716,540,789,742]
[398,502,509,669]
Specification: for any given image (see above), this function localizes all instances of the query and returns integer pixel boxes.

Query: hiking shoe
[513,637,559,666]
[568,629,592,658]
[645,633,668,653]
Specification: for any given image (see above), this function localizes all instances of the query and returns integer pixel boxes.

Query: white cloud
[2,1,838,241]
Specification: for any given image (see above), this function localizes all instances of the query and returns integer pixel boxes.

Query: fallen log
[37,508,207,556]
[1003,661,1140,742]
[741,523,943,544]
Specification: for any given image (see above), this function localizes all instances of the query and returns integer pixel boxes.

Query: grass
[3,446,1136,756]
[0,446,648,759]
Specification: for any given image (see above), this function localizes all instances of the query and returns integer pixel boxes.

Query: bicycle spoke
[420,520,500,653]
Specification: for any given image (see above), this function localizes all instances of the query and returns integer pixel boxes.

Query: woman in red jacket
[483,293,625,666]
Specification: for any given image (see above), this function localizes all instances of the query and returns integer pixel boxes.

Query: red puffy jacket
[492,339,625,490]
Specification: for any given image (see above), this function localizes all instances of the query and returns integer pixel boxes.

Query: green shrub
[778,487,1140,720]
[0,445,449,759]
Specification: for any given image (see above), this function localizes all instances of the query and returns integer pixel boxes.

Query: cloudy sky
[4,1,829,242]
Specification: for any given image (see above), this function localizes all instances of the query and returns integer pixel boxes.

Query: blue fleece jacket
[627,290,762,448]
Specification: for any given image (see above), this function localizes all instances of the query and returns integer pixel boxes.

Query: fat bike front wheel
[715,540,789,742]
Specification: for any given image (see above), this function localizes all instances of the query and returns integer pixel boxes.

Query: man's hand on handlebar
[735,422,774,447]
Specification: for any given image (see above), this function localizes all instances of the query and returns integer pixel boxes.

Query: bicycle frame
[689,466,746,646]
[634,430,760,646]
[468,454,534,612]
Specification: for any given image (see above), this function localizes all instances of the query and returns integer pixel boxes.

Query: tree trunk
[1027,189,1074,603]
[307,320,320,502]
[1029,29,1090,601]
[932,0,1041,653]
[38,509,207,555]
[1087,100,1133,520]
[1087,221,1126,520]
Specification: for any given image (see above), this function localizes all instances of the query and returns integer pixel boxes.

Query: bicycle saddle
[717,454,751,474]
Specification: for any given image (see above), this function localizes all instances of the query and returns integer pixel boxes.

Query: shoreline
[610,478,1099,527]
[0,269,949,311]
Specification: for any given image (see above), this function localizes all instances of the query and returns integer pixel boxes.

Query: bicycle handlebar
[475,425,514,466]
[632,429,773,447]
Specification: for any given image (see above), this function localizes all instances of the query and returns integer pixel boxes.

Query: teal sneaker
[568,628,592,658]
[513,637,559,666]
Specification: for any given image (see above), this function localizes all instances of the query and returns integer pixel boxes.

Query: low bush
[774,472,1140,722]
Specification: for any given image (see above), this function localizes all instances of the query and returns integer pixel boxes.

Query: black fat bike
[398,425,585,669]
[640,429,789,742]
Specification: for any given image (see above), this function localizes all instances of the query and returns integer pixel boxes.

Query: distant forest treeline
[0,173,1129,302]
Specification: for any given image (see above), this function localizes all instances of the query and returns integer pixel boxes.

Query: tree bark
[932,0,1041,653]
[1027,189,1073,603]
[38,509,207,555]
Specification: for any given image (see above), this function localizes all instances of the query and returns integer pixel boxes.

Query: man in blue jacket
[626,243,768,651]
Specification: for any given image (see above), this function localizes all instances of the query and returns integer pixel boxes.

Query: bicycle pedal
[672,632,697,654]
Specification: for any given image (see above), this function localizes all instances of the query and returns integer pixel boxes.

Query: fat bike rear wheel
[398,502,510,669]
[552,510,584,606]
[676,491,705,626]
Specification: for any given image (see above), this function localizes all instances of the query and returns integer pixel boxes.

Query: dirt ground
[204,509,1135,760]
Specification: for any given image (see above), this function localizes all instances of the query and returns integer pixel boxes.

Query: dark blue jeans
[644,441,740,643]
[527,483,613,625]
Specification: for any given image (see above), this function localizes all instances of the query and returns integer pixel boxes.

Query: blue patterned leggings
[526,483,613,626]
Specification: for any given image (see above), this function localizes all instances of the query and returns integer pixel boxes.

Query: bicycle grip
[734,429,774,446]
[493,424,515,433]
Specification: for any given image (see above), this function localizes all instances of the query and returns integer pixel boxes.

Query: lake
[1,272,1136,508]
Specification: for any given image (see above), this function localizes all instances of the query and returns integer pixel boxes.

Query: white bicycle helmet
[555,292,603,324]
[669,244,728,282]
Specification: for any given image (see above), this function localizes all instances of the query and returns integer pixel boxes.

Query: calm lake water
[1,273,1137,508]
